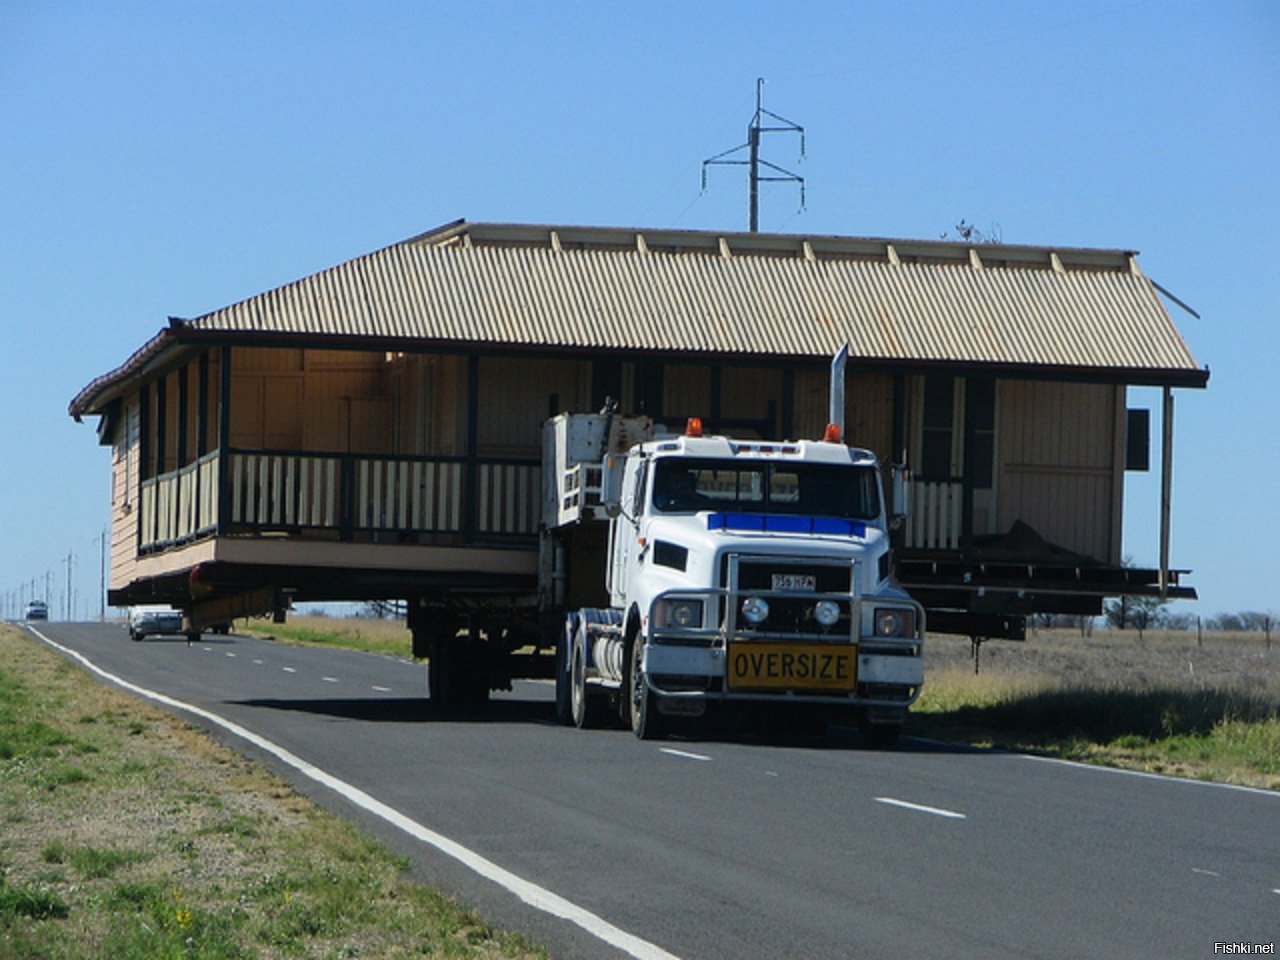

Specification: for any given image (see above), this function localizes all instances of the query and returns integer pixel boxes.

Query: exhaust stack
[828,343,849,440]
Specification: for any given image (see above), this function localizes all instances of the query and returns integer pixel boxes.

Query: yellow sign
[727,643,856,691]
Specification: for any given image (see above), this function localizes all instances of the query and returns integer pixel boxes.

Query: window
[967,379,995,490]
[921,376,955,478]
[652,458,879,520]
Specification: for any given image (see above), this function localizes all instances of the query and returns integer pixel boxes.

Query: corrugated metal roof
[70,220,1206,417]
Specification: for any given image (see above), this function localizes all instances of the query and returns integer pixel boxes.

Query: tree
[1104,593,1171,638]
[942,219,1004,244]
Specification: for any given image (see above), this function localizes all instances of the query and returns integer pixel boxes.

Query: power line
[702,78,805,232]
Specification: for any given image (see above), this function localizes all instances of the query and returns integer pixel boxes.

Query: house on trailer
[69,220,1207,643]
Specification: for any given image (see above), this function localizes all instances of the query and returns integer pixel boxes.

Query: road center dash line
[660,747,712,762]
[874,796,966,819]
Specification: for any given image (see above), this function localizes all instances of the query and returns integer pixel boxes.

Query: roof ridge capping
[408,219,1141,273]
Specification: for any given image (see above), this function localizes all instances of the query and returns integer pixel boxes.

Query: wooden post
[216,346,233,536]
[1159,386,1174,593]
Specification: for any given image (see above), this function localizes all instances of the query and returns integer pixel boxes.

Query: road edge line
[25,626,682,960]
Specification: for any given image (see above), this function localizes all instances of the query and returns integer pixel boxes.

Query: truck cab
[553,415,924,745]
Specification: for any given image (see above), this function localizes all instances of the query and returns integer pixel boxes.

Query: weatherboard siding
[997,380,1122,563]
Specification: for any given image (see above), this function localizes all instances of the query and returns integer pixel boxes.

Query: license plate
[727,643,856,691]
[771,573,816,592]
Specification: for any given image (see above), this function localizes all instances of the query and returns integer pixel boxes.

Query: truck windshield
[651,458,879,520]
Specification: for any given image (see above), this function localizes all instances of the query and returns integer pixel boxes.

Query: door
[909,376,998,548]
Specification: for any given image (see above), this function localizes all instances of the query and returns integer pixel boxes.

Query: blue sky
[1,1,1275,621]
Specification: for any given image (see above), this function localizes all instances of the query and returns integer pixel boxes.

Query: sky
[1,0,1276,622]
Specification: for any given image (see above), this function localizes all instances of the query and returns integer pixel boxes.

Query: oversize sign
[727,643,856,691]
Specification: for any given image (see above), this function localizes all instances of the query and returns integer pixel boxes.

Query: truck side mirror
[604,499,622,519]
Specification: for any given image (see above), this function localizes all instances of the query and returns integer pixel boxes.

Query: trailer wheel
[427,635,452,706]
[628,633,666,741]
[428,635,490,707]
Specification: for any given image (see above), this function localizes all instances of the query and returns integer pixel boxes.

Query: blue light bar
[707,513,867,538]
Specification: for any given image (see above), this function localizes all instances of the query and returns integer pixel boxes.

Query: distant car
[128,605,183,640]
[25,600,48,621]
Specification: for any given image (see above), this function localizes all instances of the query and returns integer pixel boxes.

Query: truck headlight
[874,607,917,638]
[655,599,704,628]
[669,599,702,628]
[813,600,841,627]
[741,596,770,625]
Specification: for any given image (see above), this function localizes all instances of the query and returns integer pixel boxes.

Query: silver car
[128,605,183,640]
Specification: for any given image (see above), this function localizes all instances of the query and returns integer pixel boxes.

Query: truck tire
[862,722,902,749]
[428,635,490,708]
[628,633,666,741]
[573,640,606,727]
[427,635,452,706]
[554,616,573,725]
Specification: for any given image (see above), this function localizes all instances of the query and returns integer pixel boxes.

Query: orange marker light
[823,423,843,443]
[686,417,704,437]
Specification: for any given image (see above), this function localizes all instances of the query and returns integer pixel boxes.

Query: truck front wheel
[628,634,666,741]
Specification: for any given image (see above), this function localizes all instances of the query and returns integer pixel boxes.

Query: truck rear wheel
[554,616,573,726]
[571,641,607,729]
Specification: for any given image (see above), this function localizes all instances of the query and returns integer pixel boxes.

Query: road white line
[874,797,967,819]
[226,652,237,658]
[1018,752,1280,798]
[660,748,712,762]
[321,677,338,684]
[371,685,392,693]
[282,666,296,673]
[27,627,681,960]
[253,659,263,665]
[1191,868,1221,878]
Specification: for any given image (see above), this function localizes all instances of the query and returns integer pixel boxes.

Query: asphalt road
[21,621,1280,959]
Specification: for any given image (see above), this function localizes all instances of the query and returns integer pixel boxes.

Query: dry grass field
[915,627,1280,788]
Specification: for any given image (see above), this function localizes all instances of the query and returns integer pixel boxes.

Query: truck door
[608,457,647,605]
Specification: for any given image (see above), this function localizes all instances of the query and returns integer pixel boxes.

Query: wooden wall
[109,395,140,591]
[997,381,1124,563]
[229,348,392,454]
[476,357,590,457]
[112,343,1127,572]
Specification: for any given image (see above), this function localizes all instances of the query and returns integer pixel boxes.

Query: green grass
[0,624,547,959]
[239,615,412,657]
[913,666,1280,788]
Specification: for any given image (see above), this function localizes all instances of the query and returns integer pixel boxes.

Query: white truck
[544,408,925,746]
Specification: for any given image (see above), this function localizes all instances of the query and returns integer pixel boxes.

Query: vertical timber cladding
[997,380,1122,563]
[109,394,142,591]
[474,356,590,536]
[475,356,590,457]
[792,367,894,455]
[227,347,394,454]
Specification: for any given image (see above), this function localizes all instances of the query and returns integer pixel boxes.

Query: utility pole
[63,552,74,622]
[94,526,108,620]
[703,78,806,232]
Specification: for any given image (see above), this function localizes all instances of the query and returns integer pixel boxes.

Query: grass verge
[239,616,412,658]
[911,664,1280,789]
[0,624,546,960]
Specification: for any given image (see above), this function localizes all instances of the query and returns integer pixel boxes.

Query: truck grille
[731,559,852,593]
[723,556,856,639]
